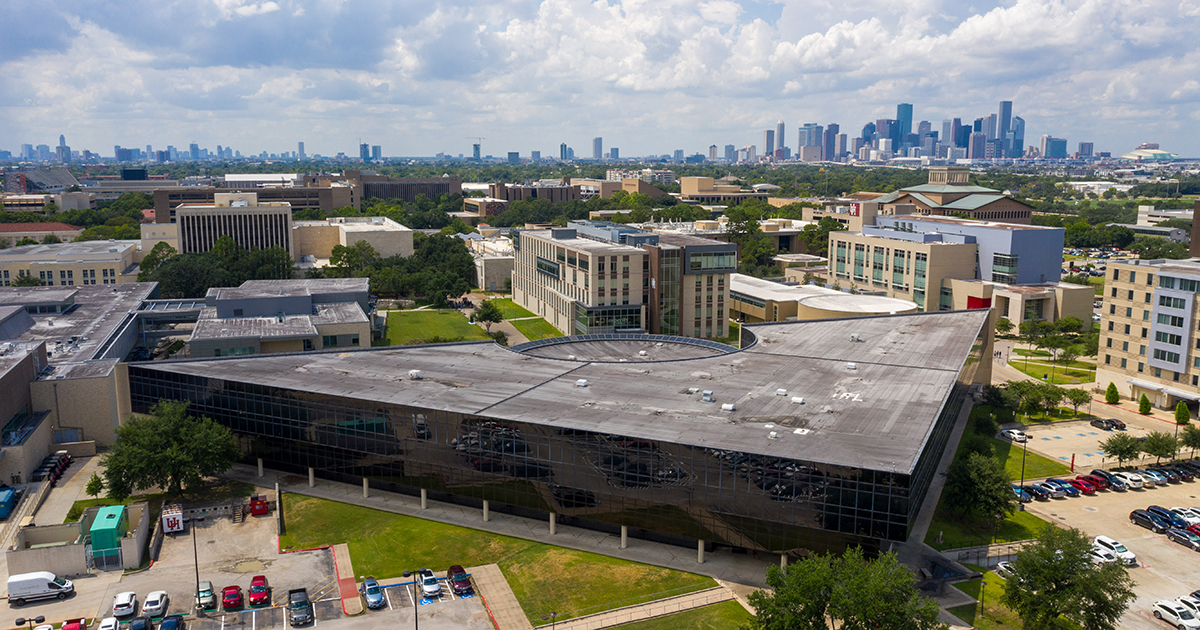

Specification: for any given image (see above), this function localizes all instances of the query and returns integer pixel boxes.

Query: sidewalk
[228,465,773,589]
[553,587,732,630]
[471,563,534,630]
[33,455,103,525]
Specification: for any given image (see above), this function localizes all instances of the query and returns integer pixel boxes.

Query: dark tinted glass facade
[128,327,981,556]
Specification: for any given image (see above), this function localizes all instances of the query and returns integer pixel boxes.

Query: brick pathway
[332,543,364,615]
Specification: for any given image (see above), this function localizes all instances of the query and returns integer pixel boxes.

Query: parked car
[1169,466,1195,481]
[1133,470,1158,488]
[1181,596,1200,617]
[1153,467,1183,483]
[159,616,183,630]
[128,618,153,630]
[222,586,243,611]
[1093,536,1137,565]
[113,592,138,618]
[1078,474,1109,490]
[999,429,1028,443]
[1022,484,1051,501]
[98,619,120,630]
[1068,478,1097,494]
[994,561,1015,579]
[1090,418,1124,431]
[1044,478,1081,497]
[1150,505,1191,529]
[1173,508,1200,526]
[1088,547,1119,564]
[1143,470,1170,485]
[287,589,313,627]
[143,591,169,617]
[360,578,385,610]
[249,576,270,607]
[417,568,441,597]
[448,565,473,596]
[1012,485,1032,503]
[1091,469,1127,491]
[1131,509,1171,533]
[1169,528,1200,551]
[1114,471,1145,489]
[1033,481,1064,498]
[195,581,215,610]
[1153,600,1200,629]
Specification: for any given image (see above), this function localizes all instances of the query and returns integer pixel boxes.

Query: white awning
[1127,378,1200,402]
[1162,385,1200,402]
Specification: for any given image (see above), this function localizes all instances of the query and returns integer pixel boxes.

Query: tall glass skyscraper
[896,103,913,141]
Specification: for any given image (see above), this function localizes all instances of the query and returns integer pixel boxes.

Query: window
[1130,271,1137,283]
[1120,358,1127,368]
[1105,354,1111,364]
[1109,304,1116,315]
[1125,307,1132,317]
[1159,295,1186,309]
[351,334,360,346]
[1158,313,1184,327]
[1137,362,1144,372]
[1127,290,1134,300]
[1111,287,1117,298]
[1153,349,1181,363]
[1113,269,1120,281]
[1108,321,1114,331]
[1106,338,1112,348]
[1160,276,1175,289]
[1124,324,1130,334]
[1122,341,1129,352]
[1155,331,1182,345]
[233,309,244,317]
[323,335,338,347]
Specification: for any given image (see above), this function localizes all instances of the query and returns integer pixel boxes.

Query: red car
[1187,523,1200,538]
[222,585,244,610]
[249,575,270,606]
[1078,474,1109,490]
[1068,478,1097,494]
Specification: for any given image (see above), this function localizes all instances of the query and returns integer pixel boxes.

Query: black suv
[1090,469,1127,491]
[1131,509,1170,533]
[1090,418,1120,431]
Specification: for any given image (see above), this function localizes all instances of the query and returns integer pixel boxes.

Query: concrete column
[620,526,628,549]
[697,540,705,564]
[257,458,264,478]
[483,500,490,522]
[308,467,314,487]
[420,488,427,510]
[549,513,557,535]
[363,477,369,498]
[781,554,788,569]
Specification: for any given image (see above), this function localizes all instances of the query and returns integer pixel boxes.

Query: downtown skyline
[2,0,1199,158]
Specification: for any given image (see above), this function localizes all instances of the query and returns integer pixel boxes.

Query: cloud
[1,0,1199,157]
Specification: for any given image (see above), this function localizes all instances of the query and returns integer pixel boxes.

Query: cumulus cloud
[1,0,1198,157]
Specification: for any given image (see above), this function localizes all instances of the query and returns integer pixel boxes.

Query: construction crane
[465,137,485,160]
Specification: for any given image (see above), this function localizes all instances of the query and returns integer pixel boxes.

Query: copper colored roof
[0,222,83,233]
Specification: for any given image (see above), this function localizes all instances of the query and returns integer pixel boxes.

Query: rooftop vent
[846,362,857,371]
[767,431,778,439]
[567,355,576,360]
[701,390,715,403]
[408,370,423,380]
[575,379,589,387]
[775,388,787,396]
[791,396,805,405]
[721,403,736,411]
[793,428,811,435]
[655,342,664,347]
[849,333,862,342]
[638,350,647,356]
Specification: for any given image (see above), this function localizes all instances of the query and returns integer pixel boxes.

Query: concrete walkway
[471,563,533,630]
[34,455,103,525]
[332,543,365,615]
[553,587,733,630]
[230,465,773,590]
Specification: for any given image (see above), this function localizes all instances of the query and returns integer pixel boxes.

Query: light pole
[540,611,558,630]
[979,580,987,620]
[192,516,203,617]
[1020,439,1029,491]
[16,617,45,630]
[402,569,419,630]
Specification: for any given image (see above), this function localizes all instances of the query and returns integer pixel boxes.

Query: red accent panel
[967,296,992,309]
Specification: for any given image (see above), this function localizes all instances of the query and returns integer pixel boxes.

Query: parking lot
[1021,473,1200,629]
[1013,418,1157,471]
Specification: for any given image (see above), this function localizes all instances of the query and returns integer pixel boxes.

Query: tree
[1181,425,1200,459]
[85,473,104,499]
[472,299,504,333]
[996,317,1014,336]
[1140,431,1178,464]
[1039,383,1067,416]
[12,274,42,287]
[137,241,178,281]
[102,400,241,500]
[1105,382,1120,404]
[41,234,62,244]
[14,237,37,246]
[1002,525,1134,630]
[942,452,1017,526]
[1177,401,1191,426]
[328,240,380,277]
[1099,433,1140,468]
[748,547,945,630]
[1138,393,1152,415]
[1065,388,1091,415]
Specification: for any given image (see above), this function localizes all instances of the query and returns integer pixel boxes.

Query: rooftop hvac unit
[846,362,857,370]
[575,379,589,387]
[721,403,736,412]
[791,397,805,404]
[701,390,715,403]
[567,355,576,360]
[638,350,648,356]
[775,388,787,396]
[768,431,778,439]
[408,370,423,380]
[849,333,862,342]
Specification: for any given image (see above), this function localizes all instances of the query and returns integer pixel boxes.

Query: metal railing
[531,582,721,627]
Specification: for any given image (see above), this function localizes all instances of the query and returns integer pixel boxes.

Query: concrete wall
[473,256,514,291]
[314,321,371,350]
[0,414,53,487]
[121,502,151,570]
[7,521,88,577]
[292,224,341,260]
[259,339,305,354]
[30,368,129,448]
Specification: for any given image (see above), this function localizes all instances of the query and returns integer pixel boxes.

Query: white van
[7,571,74,606]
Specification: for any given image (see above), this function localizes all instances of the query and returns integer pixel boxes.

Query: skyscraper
[560,143,568,161]
[997,101,1013,156]
[724,144,736,162]
[875,119,895,147]
[473,143,481,161]
[360,143,370,161]
[531,150,541,162]
[673,149,684,162]
[1077,142,1094,158]
[917,121,931,138]
[896,103,913,141]
[775,120,786,154]
[860,122,876,143]
[20,144,33,160]
[298,142,305,160]
[593,137,603,160]
[371,145,382,160]
[709,145,718,160]
[763,129,775,158]
[968,132,987,159]
[610,148,619,160]
[1011,117,1025,157]
[984,114,998,141]
[823,123,840,162]
[189,143,200,160]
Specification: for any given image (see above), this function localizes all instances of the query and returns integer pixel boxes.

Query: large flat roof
[136,310,988,474]
[0,240,138,262]
[0,283,158,363]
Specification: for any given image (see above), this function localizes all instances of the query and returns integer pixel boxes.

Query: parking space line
[407,584,415,607]
[384,587,393,610]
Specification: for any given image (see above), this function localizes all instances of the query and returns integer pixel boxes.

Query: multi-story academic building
[174,193,294,257]
[0,241,140,287]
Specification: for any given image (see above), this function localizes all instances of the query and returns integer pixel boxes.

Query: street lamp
[979,580,987,620]
[540,611,558,630]
[192,516,203,617]
[402,570,420,630]
[1019,438,1029,490]
[16,617,45,630]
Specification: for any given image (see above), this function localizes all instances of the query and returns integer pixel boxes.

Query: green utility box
[89,505,128,552]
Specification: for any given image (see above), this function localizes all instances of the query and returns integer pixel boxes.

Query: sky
[3,0,1200,159]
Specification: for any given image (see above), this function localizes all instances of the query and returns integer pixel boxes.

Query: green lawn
[1009,361,1095,385]
[490,298,536,319]
[607,600,754,630]
[1087,276,1104,296]
[926,507,1049,551]
[511,318,565,341]
[278,495,714,623]
[711,322,740,347]
[65,480,256,523]
[990,437,1071,479]
[948,569,1024,630]
[384,310,491,345]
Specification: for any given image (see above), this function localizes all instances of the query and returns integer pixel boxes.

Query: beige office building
[827,231,978,311]
[678,177,770,204]
[292,216,413,262]
[175,192,294,257]
[0,240,139,287]
[512,227,647,335]
[1097,258,1200,411]
[0,222,85,248]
